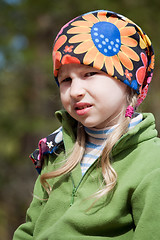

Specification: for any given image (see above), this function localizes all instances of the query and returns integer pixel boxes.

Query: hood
[112,113,157,157]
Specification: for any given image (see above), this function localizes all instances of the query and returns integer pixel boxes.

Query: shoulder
[30,127,64,174]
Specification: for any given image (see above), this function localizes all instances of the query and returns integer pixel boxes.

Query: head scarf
[52,10,154,105]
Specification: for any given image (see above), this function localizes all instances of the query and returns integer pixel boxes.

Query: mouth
[75,104,92,110]
[74,102,92,116]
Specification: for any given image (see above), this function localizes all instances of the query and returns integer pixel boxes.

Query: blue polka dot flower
[67,11,140,77]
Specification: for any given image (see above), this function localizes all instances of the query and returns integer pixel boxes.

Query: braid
[88,89,138,205]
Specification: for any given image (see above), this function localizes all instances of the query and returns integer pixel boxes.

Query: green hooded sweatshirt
[13,111,160,240]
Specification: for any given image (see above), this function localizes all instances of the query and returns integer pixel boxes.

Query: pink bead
[125,106,134,118]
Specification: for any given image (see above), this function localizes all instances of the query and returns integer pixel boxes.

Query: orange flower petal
[67,26,90,34]
[71,20,93,27]
[53,35,67,52]
[108,16,118,24]
[61,55,80,65]
[82,13,99,23]
[115,20,128,29]
[69,33,91,43]
[141,52,148,67]
[97,12,108,22]
[121,36,138,47]
[149,55,154,71]
[53,51,62,76]
[139,36,146,49]
[74,40,94,54]
[118,51,133,70]
[104,57,114,76]
[120,26,136,37]
[93,52,105,70]
[83,47,98,65]
[54,69,58,77]
[112,55,124,76]
[121,45,139,61]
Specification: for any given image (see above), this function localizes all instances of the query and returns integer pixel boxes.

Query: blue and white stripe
[80,113,142,176]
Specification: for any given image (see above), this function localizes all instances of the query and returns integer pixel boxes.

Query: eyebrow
[58,70,65,80]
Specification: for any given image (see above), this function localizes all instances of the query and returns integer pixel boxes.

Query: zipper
[70,175,78,206]
[70,172,85,206]
[70,187,77,206]
[69,159,99,206]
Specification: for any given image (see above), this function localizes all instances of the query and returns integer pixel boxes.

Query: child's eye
[84,72,98,77]
[60,77,72,83]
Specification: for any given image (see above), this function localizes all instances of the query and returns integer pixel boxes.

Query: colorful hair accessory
[125,106,134,118]
[52,10,155,105]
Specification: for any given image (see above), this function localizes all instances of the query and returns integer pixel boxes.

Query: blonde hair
[40,88,138,201]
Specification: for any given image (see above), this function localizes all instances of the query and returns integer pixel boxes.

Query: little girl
[13,10,160,239]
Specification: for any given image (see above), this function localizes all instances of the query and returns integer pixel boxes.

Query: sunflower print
[53,35,67,77]
[52,10,154,103]
[53,34,80,79]
[67,12,139,77]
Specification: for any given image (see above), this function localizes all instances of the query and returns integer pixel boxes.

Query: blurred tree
[0,0,159,239]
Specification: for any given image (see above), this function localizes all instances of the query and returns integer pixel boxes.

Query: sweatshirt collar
[30,111,157,174]
[84,113,143,140]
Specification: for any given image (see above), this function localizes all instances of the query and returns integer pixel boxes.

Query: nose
[70,78,85,100]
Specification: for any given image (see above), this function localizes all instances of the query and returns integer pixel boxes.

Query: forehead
[58,64,97,77]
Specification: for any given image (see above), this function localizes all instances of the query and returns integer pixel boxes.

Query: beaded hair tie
[125,106,134,118]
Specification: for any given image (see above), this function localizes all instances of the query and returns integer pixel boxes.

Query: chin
[80,121,98,128]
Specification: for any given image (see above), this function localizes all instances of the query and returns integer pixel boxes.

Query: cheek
[59,88,65,104]
[109,80,127,100]
[60,93,66,107]
[60,91,70,111]
[115,80,127,94]
[99,82,127,107]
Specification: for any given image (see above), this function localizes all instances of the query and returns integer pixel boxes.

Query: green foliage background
[0,0,160,239]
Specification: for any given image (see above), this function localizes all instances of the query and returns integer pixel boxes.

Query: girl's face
[58,63,128,129]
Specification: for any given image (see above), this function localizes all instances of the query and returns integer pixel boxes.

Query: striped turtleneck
[80,113,143,176]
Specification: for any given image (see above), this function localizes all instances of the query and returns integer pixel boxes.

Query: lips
[74,102,92,116]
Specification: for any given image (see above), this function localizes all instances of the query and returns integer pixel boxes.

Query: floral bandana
[52,10,154,106]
